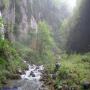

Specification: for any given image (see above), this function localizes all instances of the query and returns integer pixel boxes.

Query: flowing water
[1,10,48,90]
[2,62,48,90]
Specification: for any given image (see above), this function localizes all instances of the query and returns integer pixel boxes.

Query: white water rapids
[17,63,45,90]
[2,62,48,90]
[21,64,44,81]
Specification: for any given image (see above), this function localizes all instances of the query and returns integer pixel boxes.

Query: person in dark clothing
[54,56,61,72]
[55,62,60,70]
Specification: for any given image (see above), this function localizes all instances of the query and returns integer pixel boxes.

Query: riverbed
[1,63,48,90]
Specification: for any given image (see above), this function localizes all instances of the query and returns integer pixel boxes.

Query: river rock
[22,70,25,74]
[62,85,69,90]
[6,74,21,80]
[82,81,90,90]
[51,74,57,80]
[1,80,8,85]
[24,66,29,70]
[39,78,44,81]
[16,69,22,75]
[36,66,39,70]
[30,71,35,77]
[41,84,46,88]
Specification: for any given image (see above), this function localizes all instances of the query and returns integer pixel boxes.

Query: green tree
[37,21,55,63]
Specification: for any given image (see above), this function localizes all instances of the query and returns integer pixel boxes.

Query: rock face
[0,0,29,41]
[83,81,90,90]
[0,0,69,44]
[0,0,15,41]
[0,11,5,40]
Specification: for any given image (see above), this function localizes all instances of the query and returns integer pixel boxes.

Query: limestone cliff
[0,0,69,43]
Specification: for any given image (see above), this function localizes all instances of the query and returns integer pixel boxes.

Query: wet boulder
[51,73,57,80]
[35,66,39,70]
[6,74,21,80]
[30,71,35,77]
[24,66,29,70]
[22,70,25,74]
[62,85,69,90]
[39,76,44,81]
[16,69,22,75]
[82,81,90,90]
[38,70,42,72]
[1,80,8,85]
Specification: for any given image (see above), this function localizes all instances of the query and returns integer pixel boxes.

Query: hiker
[55,61,61,70]
[54,56,61,72]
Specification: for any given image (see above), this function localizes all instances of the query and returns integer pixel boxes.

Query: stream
[1,62,48,90]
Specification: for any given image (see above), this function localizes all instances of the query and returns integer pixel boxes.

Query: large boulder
[51,74,57,80]
[30,71,35,77]
[6,74,21,80]
[16,69,22,75]
[82,81,90,90]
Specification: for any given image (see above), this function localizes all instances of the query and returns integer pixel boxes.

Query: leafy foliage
[38,21,54,53]
[13,21,56,65]
[0,39,27,85]
[54,53,90,89]
[37,21,55,63]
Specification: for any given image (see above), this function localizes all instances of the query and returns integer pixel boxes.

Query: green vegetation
[15,21,56,65]
[0,0,90,89]
[37,21,55,64]
[50,53,90,90]
[0,39,27,86]
[0,17,27,86]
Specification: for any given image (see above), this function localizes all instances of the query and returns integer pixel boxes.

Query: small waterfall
[0,11,1,16]
[21,62,44,81]
[0,11,4,40]
[31,16,38,33]
[19,63,44,90]
[2,62,47,90]
[30,16,38,50]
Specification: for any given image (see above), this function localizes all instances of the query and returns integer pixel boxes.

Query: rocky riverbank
[1,61,50,90]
